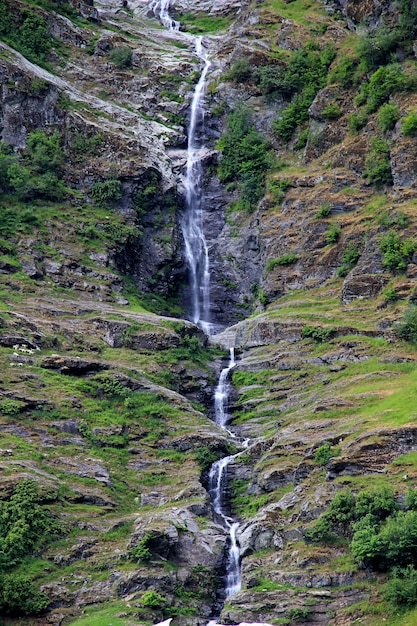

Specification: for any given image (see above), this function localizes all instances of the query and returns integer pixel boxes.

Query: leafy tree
[377,103,399,132]
[0,480,60,568]
[27,130,63,174]
[217,105,271,211]
[0,574,49,616]
[380,231,416,272]
[396,305,417,344]
[351,510,417,571]
[384,565,417,608]
[363,137,392,185]
[110,47,132,69]
[90,178,122,207]
[402,111,417,137]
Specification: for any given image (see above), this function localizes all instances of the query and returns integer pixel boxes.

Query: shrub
[217,105,272,210]
[90,178,122,207]
[355,64,410,114]
[322,103,342,120]
[314,442,339,466]
[0,480,60,569]
[347,111,368,133]
[326,225,341,244]
[272,44,336,142]
[287,607,311,621]
[315,202,332,218]
[227,58,252,83]
[195,445,223,472]
[363,137,392,185]
[328,55,361,88]
[301,325,332,342]
[383,284,398,302]
[336,244,360,277]
[266,253,298,270]
[402,111,417,137]
[109,46,132,69]
[141,590,167,608]
[396,305,417,344]
[0,574,49,616]
[380,231,416,272]
[130,533,152,562]
[357,25,400,71]
[354,485,398,523]
[351,510,417,571]
[377,103,400,132]
[378,210,409,228]
[384,565,417,608]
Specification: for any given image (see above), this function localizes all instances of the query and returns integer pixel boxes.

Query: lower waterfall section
[206,349,245,620]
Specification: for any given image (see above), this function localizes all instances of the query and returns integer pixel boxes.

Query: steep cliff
[1,0,417,625]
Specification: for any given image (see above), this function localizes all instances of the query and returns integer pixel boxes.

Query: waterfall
[208,349,242,602]
[182,38,212,334]
[149,0,180,31]
[150,3,245,620]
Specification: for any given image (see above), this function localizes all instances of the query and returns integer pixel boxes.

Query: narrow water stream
[182,37,212,334]
[209,349,242,601]
[149,3,251,622]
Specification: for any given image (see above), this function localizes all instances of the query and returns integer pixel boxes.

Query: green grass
[178,12,229,33]
[68,601,140,626]
[263,0,329,26]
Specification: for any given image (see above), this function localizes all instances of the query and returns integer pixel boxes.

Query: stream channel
[149,3,272,624]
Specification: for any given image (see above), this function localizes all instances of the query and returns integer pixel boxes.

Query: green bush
[0,480,60,569]
[383,284,399,302]
[357,25,400,71]
[326,225,341,244]
[90,178,122,207]
[322,103,342,120]
[130,533,152,562]
[287,607,311,621]
[301,325,332,343]
[109,46,132,69]
[141,590,167,608]
[347,111,368,133]
[336,244,360,277]
[354,485,398,523]
[380,230,416,272]
[227,58,252,83]
[402,111,417,137]
[272,44,336,142]
[266,253,298,270]
[395,305,417,344]
[378,210,409,228]
[384,565,417,608]
[314,442,339,466]
[0,574,49,616]
[195,445,223,472]
[360,64,413,114]
[315,202,332,218]
[217,105,272,210]
[328,55,361,88]
[351,510,417,571]
[363,137,392,185]
[377,103,400,132]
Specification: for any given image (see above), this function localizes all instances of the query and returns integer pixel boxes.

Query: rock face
[2,0,417,625]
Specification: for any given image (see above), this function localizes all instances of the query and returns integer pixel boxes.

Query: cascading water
[182,38,212,334]
[208,349,242,603]
[150,0,212,332]
[149,0,180,30]
[150,3,248,622]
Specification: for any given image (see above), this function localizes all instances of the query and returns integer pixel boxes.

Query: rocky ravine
[2,0,417,625]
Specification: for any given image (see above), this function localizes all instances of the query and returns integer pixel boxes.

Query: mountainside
[2,0,417,625]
